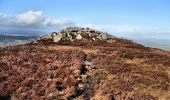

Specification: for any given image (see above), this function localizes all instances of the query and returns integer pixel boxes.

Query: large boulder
[52,33,63,42]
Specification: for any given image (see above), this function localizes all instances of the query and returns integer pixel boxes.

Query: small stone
[84,75,91,83]
[78,84,84,89]
[92,37,96,40]
[76,34,83,40]
[84,61,92,66]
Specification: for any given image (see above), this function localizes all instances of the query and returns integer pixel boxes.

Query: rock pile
[36,27,115,43]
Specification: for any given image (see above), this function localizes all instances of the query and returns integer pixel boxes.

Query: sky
[0,0,170,39]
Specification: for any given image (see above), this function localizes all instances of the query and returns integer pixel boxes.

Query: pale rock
[78,84,84,89]
[92,37,96,40]
[101,33,107,40]
[53,33,63,42]
[76,34,83,40]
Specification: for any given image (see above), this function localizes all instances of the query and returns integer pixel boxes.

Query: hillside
[0,27,170,100]
[0,34,37,47]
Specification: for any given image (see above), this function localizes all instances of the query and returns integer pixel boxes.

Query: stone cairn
[35,27,116,43]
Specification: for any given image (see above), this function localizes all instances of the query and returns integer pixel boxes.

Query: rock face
[36,27,115,43]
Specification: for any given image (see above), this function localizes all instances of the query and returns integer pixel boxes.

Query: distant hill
[0,27,43,36]
[132,38,170,51]
[0,34,38,46]
[0,34,38,40]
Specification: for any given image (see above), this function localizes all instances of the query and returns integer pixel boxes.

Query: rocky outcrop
[35,27,115,43]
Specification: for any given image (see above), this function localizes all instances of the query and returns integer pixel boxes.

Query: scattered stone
[84,61,92,66]
[84,75,91,83]
[78,84,84,89]
[84,61,96,70]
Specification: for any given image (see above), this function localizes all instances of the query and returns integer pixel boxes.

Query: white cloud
[79,24,170,35]
[0,11,73,29]
[77,24,170,39]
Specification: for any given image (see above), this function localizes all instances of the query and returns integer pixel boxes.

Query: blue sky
[0,0,170,38]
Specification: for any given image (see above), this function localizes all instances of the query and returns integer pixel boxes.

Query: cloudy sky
[0,0,170,38]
